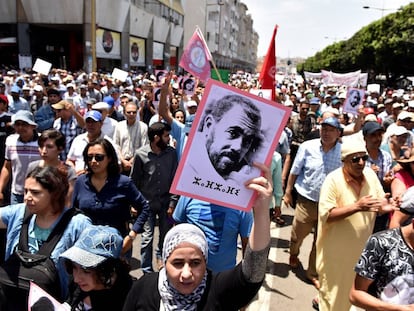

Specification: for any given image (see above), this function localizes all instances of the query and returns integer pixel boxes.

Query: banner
[179,27,211,82]
[258,25,278,101]
[305,70,367,87]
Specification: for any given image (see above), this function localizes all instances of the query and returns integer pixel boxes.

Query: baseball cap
[11,85,20,94]
[11,110,37,127]
[397,111,414,121]
[0,95,8,105]
[362,121,384,136]
[92,102,110,111]
[33,85,43,92]
[388,125,408,137]
[321,117,341,130]
[103,96,115,107]
[310,97,320,105]
[187,100,198,108]
[84,110,102,122]
[60,225,123,268]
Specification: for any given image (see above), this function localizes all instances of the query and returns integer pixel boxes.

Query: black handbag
[0,208,77,303]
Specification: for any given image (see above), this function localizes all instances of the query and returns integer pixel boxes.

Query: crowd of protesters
[0,67,413,310]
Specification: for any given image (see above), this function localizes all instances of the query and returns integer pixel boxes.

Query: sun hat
[11,110,37,127]
[397,150,414,164]
[341,139,367,160]
[60,225,123,268]
[51,100,67,110]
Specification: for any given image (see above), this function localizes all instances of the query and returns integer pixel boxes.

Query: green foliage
[297,3,414,85]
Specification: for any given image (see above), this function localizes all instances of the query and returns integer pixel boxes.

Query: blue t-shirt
[170,119,187,160]
[1,203,92,299]
[173,197,253,272]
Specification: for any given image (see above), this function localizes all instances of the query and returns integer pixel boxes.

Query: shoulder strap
[18,208,79,256]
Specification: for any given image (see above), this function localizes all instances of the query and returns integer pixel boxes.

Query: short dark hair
[83,138,121,176]
[38,129,66,150]
[148,122,171,142]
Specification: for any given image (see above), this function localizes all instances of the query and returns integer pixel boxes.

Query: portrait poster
[28,282,69,310]
[155,69,168,85]
[129,37,145,66]
[153,87,161,111]
[343,88,365,115]
[181,76,196,95]
[171,80,291,211]
[96,28,121,59]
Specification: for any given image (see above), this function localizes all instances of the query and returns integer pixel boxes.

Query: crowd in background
[0,67,414,310]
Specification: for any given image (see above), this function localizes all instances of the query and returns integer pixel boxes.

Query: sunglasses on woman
[87,154,106,162]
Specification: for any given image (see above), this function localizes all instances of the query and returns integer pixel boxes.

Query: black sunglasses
[87,154,106,162]
[351,155,369,163]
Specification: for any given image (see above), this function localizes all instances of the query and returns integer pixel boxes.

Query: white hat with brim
[11,110,37,127]
[341,139,367,160]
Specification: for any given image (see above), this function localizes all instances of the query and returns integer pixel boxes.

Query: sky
[242,0,413,59]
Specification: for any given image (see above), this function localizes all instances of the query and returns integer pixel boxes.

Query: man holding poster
[170,77,291,212]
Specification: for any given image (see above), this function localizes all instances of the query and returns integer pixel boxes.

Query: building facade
[0,0,184,72]
[0,0,257,73]
[183,0,258,73]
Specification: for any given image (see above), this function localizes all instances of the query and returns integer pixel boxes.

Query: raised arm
[158,73,173,125]
[242,162,272,283]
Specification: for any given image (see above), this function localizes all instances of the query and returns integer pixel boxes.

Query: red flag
[259,25,278,101]
[179,28,211,82]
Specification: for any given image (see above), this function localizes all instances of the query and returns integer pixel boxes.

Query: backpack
[0,208,77,307]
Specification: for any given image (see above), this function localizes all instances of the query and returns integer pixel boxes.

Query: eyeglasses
[87,154,106,162]
[125,111,137,115]
[351,155,369,163]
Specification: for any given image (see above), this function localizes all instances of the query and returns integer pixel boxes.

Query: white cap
[92,102,110,110]
[33,85,43,92]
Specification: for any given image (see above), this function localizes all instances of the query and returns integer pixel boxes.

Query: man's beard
[156,139,168,150]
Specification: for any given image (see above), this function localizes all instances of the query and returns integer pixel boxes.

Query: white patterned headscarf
[158,223,209,311]
[162,223,208,264]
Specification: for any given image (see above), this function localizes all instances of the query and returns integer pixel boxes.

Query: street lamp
[362,5,402,18]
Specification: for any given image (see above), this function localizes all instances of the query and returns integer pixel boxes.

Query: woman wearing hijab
[123,162,272,311]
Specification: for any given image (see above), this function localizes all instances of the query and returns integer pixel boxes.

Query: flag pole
[196,26,223,83]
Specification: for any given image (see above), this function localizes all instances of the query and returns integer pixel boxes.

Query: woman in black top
[123,162,272,311]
